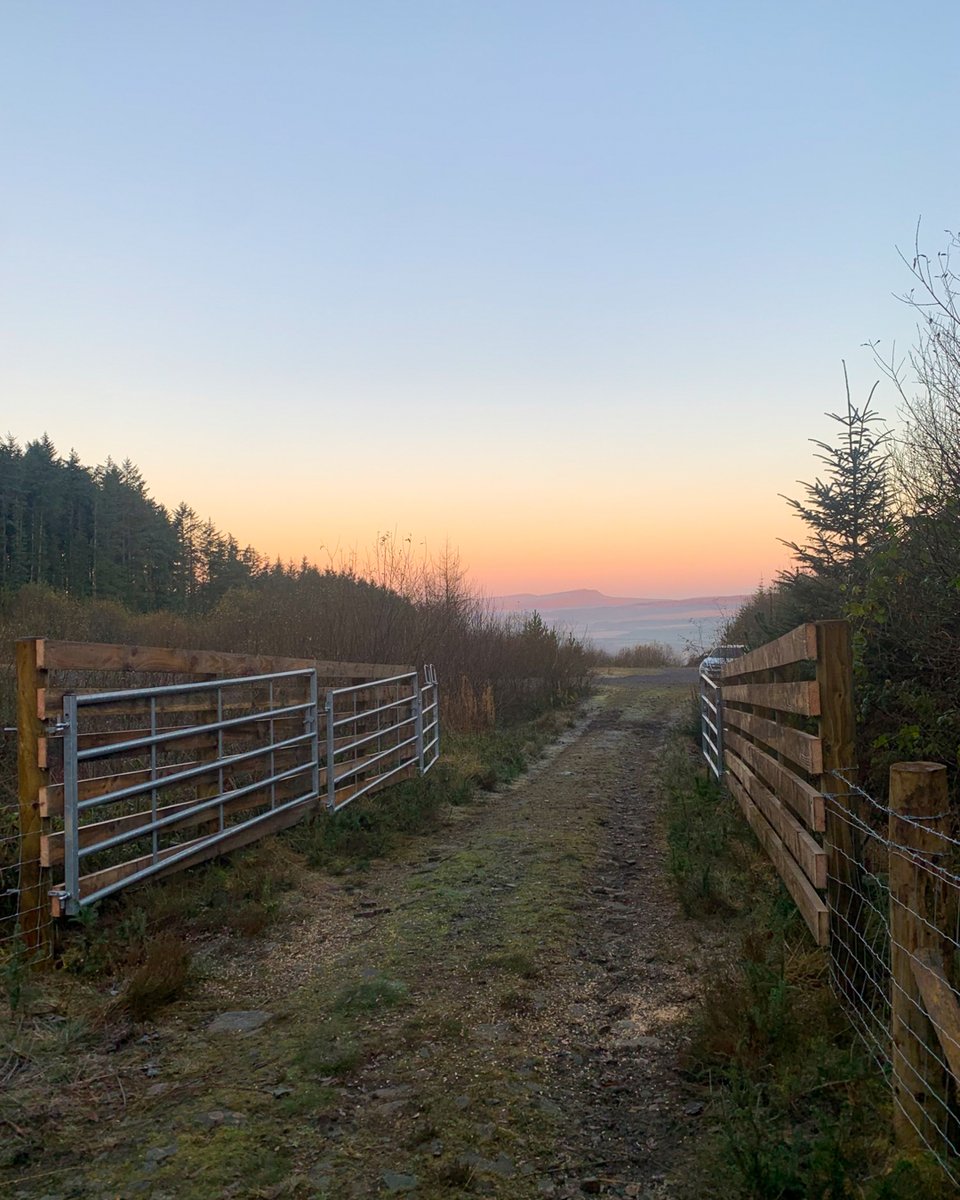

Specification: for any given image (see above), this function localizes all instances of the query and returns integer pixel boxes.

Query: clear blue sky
[3,2,958,595]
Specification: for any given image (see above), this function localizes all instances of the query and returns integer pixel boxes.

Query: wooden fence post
[889,761,951,1151]
[816,620,862,999]
[16,637,49,955]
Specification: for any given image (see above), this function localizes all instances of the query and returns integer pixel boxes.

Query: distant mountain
[489,590,751,654]
[492,589,644,610]
[491,589,748,612]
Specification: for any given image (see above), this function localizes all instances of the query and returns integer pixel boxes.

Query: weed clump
[113,932,191,1020]
[333,975,410,1014]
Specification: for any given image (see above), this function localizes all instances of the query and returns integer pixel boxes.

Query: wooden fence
[717,619,852,947]
[715,619,960,1173]
[13,638,427,952]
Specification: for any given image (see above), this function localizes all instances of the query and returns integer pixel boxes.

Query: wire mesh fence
[825,765,960,1183]
[1,733,54,966]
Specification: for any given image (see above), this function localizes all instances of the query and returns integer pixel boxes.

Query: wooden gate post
[889,761,951,1151]
[816,620,861,999]
[15,638,49,955]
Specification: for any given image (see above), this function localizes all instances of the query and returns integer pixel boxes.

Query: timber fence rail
[701,619,960,1179]
[716,620,837,947]
[7,638,440,950]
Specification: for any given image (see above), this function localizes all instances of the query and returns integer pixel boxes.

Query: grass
[661,734,957,1199]
[660,737,748,915]
[286,710,568,875]
[35,709,572,1026]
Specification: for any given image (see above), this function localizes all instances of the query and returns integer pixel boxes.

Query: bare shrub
[113,933,190,1020]
[613,642,681,668]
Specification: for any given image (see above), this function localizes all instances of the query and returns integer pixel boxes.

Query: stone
[144,1142,179,1164]
[207,1010,273,1034]
[195,1109,244,1129]
[381,1171,418,1192]
[372,1085,415,1101]
[458,1152,515,1179]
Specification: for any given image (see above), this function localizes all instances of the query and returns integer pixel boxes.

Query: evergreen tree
[780,365,892,592]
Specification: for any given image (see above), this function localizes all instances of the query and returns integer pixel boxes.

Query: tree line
[0,438,592,729]
[726,227,960,796]
[0,434,288,612]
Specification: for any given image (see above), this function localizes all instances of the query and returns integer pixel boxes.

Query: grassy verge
[660,737,954,1199]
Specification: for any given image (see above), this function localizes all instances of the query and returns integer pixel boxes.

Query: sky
[3,1,959,599]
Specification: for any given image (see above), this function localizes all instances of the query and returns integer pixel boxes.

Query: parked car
[699,644,747,680]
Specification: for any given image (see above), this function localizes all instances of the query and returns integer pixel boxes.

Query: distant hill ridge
[492,589,748,611]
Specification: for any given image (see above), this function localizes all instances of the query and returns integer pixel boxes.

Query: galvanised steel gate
[53,665,439,915]
[699,667,724,780]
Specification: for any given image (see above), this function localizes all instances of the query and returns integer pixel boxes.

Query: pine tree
[780,364,892,589]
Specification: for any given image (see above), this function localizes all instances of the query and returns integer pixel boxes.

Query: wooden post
[16,638,49,954]
[889,761,951,1151]
[816,620,862,999]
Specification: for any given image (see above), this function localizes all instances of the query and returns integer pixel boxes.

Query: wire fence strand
[824,769,960,1184]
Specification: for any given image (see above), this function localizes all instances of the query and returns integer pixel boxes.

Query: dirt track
[4,673,705,1199]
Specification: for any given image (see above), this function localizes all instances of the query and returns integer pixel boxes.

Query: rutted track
[3,670,705,1200]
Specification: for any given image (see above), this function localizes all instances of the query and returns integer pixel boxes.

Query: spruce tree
[780,364,892,591]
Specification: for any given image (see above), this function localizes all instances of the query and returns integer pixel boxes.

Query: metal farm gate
[48,660,440,916]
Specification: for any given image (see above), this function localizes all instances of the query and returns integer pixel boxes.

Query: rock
[378,1100,407,1117]
[207,1010,273,1034]
[381,1171,419,1192]
[372,1085,415,1101]
[195,1109,244,1129]
[684,1100,704,1117]
[144,1142,179,1164]
[580,1178,602,1194]
[271,1086,293,1099]
[458,1152,515,1179]
[491,1157,516,1179]
[454,1094,471,1110]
